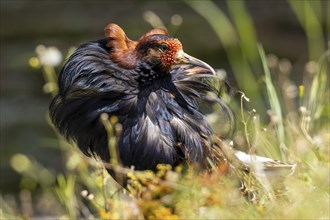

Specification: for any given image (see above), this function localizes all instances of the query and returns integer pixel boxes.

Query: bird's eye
[159,44,169,52]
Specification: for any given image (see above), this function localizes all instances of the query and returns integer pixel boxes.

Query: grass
[2,1,329,219]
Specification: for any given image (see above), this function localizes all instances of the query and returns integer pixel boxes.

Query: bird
[49,23,294,194]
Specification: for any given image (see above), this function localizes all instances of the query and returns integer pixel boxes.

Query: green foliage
[186,0,264,113]
[258,44,286,160]
[2,1,329,219]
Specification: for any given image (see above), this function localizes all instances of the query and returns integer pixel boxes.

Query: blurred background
[0,0,328,216]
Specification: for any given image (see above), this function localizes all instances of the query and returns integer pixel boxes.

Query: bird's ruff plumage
[49,30,227,174]
[49,24,294,198]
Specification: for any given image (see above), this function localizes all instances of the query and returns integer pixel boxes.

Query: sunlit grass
[2,1,329,219]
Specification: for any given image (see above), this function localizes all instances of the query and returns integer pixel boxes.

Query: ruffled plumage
[49,37,229,175]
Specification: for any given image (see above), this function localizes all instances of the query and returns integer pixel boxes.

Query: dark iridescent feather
[49,37,232,180]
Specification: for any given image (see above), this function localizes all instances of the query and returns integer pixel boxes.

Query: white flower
[87,194,95,200]
[80,190,88,198]
[36,45,63,67]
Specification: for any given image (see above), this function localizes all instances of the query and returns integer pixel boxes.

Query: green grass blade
[227,0,259,66]
[307,50,329,128]
[185,0,265,113]
[288,0,325,61]
[258,44,286,160]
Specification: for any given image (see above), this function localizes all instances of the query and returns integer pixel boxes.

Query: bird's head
[104,23,215,74]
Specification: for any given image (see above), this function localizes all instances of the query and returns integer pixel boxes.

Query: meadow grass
[2,1,329,219]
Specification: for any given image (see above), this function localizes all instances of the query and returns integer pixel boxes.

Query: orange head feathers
[104,23,170,69]
[104,23,215,74]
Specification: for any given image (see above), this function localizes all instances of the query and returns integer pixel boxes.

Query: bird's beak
[174,51,216,75]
